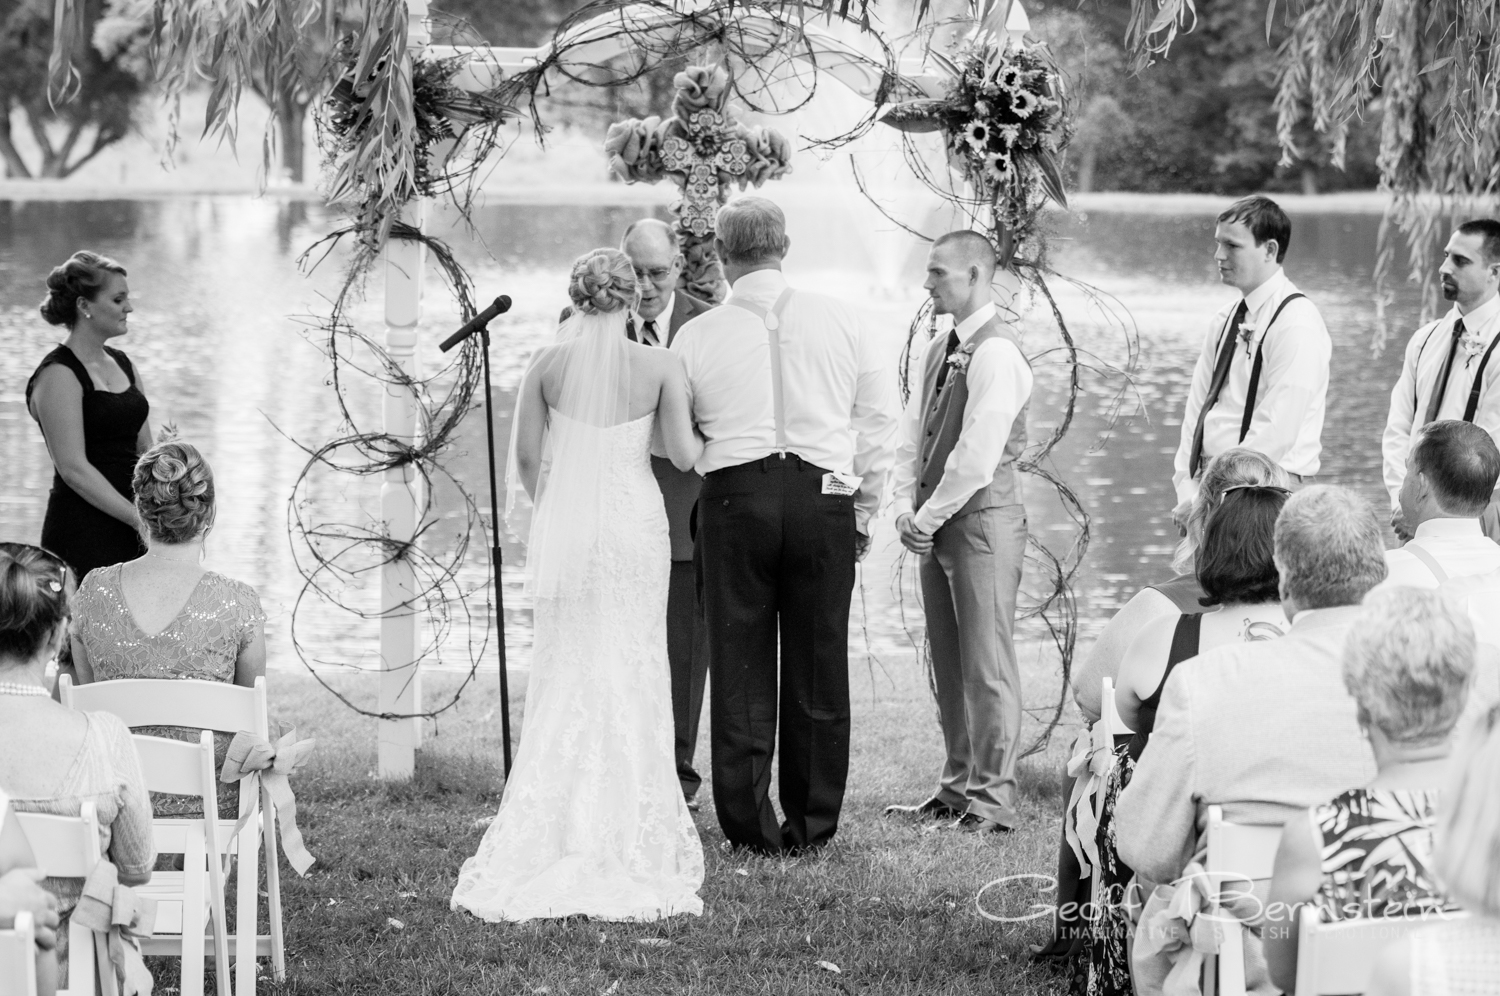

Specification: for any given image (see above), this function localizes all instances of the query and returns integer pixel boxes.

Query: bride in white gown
[451,247,706,922]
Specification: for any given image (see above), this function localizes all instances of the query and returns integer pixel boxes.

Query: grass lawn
[151,643,1084,995]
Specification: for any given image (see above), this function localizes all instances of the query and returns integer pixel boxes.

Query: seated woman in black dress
[25,251,151,582]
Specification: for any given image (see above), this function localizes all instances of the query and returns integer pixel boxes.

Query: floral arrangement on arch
[881,39,1070,255]
[604,65,794,301]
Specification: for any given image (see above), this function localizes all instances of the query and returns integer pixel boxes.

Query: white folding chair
[130,733,231,996]
[1293,902,1468,995]
[1100,676,1134,744]
[1087,678,1136,912]
[60,676,281,996]
[15,803,111,996]
[1203,805,1284,996]
[0,911,39,996]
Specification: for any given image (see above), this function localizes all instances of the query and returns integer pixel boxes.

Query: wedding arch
[48,0,1098,779]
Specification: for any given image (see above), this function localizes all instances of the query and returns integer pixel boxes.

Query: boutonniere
[1460,326,1487,367]
[946,342,977,375]
[1238,319,1260,359]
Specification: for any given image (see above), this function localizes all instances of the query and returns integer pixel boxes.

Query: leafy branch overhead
[1124,0,1500,328]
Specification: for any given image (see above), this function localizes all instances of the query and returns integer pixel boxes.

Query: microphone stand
[478,323,514,778]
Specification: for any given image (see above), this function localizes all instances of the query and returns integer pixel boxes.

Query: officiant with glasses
[560,217,714,809]
[1169,196,1331,533]
[1383,219,1500,542]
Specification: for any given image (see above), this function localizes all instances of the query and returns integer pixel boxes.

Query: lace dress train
[451,413,704,921]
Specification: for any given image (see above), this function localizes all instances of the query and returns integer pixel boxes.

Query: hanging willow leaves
[1125,0,1500,340]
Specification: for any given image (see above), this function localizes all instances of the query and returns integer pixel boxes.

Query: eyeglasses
[632,266,675,283]
[1218,484,1293,506]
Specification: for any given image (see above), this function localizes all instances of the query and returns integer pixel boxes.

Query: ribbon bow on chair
[1063,727,1117,882]
[220,726,317,875]
[73,859,157,996]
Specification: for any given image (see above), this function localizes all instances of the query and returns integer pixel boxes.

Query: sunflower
[964,119,990,152]
[983,150,1013,184]
[998,65,1023,92]
[1010,88,1037,119]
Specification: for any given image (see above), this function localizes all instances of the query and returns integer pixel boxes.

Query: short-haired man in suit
[1384,219,1500,542]
[623,219,714,808]
[562,218,715,807]
[884,230,1033,834]
[1171,195,1332,531]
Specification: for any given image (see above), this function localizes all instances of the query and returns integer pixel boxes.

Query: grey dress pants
[918,503,1027,827]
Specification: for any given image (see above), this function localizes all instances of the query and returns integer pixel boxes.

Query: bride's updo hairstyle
[567,248,638,315]
[39,250,127,327]
[0,543,70,663]
[134,441,216,544]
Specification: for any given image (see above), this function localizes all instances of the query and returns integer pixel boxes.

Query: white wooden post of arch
[378,0,1029,778]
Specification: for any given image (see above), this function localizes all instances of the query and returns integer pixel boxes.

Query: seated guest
[1118,486,1384,996]
[1041,449,1288,962]
[1116,483,1290,748]
[0,542,153,992]
[1071,448,1288,723]
[1,791,60,996]
[72,440,265,818]
[1075,484,1289,993]
[1368,702,1500,996]
[1265,587,1473,993]
[1381,419,1500,588]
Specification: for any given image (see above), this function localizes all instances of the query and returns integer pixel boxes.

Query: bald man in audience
[885,230,1033,834]
[1380,419,1500,589]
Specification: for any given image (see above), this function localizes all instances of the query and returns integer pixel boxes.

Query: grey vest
[914,319,1030,520]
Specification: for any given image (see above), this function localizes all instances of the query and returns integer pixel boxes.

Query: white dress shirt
[889,302,1034,535]
[633,292,674,345]
[1382,294,1500,506]
[1378,517,1500,589]
[1172,269,1332,504]
[671,270,899,531]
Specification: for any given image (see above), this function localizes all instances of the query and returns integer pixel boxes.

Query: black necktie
[1423,317,1466,425]
[1188,299,1250,479]
[934,330,961,393]
[641,318,659,347]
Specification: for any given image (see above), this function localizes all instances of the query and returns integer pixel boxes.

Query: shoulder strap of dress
[105,347,137,387]
[26,346,92,412]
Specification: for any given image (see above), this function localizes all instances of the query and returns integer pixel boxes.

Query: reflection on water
[0,197,1422,673]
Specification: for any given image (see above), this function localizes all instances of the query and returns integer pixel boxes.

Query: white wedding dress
[451,343,705,920]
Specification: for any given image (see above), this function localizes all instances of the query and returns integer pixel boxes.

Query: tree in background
[1030,0,1379,194]
[0,0,149,178]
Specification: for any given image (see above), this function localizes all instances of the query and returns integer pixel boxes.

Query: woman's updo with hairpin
[133,441,216,544]
[0,543,70,663]
[567,248,639,316]
[39,250,127,327]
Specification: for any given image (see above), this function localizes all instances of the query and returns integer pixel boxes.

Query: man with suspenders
[1379,420,1500,589]
[1384,219,1500,542]
[1171,196,1332,532]
[670,197,899,854]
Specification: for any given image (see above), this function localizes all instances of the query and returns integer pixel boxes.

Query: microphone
[439,295,512,352]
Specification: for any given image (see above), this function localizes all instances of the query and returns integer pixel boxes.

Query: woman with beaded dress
[71,440,266,819]
[0,543,154,994]
[26,252,152,581]
[451,248,706,922]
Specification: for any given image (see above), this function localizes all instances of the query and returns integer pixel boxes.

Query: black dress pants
[698,455,857,853]
[668,556,710,799]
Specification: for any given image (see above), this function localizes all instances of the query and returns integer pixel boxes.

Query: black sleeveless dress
[26,345,149,580]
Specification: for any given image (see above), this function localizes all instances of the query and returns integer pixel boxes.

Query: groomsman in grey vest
[885,230,1033,833]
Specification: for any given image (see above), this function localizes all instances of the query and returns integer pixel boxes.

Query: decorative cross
[605,66,791,301]
[658,108,752,239]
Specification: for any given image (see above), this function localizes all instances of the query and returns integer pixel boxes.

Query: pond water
[0,195,1418,679]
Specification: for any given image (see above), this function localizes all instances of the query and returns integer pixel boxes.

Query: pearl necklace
[0,680,49,697]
